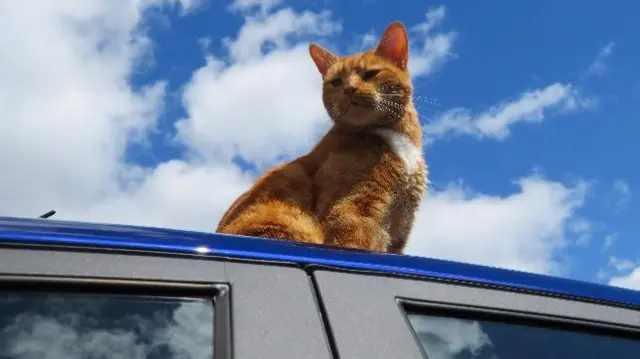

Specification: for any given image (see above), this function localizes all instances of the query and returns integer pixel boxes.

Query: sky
[1,0,639,290]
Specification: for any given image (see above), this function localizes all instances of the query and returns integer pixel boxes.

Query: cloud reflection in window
[407,313,494,359]
[0,293,214,359]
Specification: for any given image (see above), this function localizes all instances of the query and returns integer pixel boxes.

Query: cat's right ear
[309,43,337,76]
[374,20,409,70]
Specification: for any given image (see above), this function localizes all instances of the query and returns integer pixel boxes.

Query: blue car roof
[0,216,638,307]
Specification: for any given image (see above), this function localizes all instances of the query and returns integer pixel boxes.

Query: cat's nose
[343,86,356,95]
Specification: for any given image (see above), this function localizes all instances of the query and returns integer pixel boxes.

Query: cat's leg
[323,180,394,252]
[386,207,418,254]
[387,162,427,253]
[386,213,415,253]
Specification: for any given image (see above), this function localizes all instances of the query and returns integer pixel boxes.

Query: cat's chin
[335,105,377,126]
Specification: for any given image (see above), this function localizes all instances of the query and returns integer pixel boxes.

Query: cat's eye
[361,69,381,80]
[329,78,343,87]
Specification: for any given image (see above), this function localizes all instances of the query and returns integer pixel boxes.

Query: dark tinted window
[0,292,214,359]
[406,311,640,359]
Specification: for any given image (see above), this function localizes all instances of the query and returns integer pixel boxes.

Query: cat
[216,20,427,253]
[308,20,427,253]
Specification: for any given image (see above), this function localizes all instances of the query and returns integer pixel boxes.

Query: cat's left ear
[309,43,337,76]
[374,21,409,70]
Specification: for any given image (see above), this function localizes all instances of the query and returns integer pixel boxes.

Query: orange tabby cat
[217,20,427,253]
[309,20,427,253]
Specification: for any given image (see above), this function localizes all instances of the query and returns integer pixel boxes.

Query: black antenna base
[38,210,56,219]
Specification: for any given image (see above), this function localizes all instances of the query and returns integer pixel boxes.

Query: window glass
[0,292,214,359]
[406,311,640,359]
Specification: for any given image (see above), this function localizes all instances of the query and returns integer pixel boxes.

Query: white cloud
[413,5,447,34]
[229,0,283,14]
[169,0,205,14]
[609,267,640,290]
[584,41,615,78]
[352,30,377,52]
[423,83,591,144]
[603,256,639,290]
[405,175,589,274]
[0,0,178,218]
[224,7,341,63]
[409,6,457,78]
[596,251,637,285]
[360,32,376,48]
[76,160,252,230]
[177,8,341,167]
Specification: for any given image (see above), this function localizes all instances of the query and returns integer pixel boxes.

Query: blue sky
[1,0,639,288]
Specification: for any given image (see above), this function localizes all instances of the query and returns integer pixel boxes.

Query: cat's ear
[309,43,337,76]
[374,21,409,70]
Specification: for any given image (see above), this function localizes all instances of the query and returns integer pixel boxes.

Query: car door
[0,246,333,359]
[311,267,640,359]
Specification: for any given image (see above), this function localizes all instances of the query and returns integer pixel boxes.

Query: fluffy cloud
[355,30,377,51]
[229,0,283,14]
[609,267,640,290]
[0,2,597,278]
[224,7,341,63]
[0,0,171,218]
[409,6,457,77]
[604,255,640,290]
[77,161,252,230]
[423,83,592,144]
[176,7,341,166]
[405,175,589,274]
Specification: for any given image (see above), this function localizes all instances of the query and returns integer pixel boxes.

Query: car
[0,215,639,359]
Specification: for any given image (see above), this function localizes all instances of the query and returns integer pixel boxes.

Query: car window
[405,310,640,359]
[0,292,214,359]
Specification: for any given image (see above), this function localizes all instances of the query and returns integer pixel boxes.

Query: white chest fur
[372,129,422,175]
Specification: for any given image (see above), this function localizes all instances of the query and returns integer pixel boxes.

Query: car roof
[0,216,638,307]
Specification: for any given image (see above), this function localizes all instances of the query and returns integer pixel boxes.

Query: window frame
[0,245,333,359]
[311,267,640,359]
